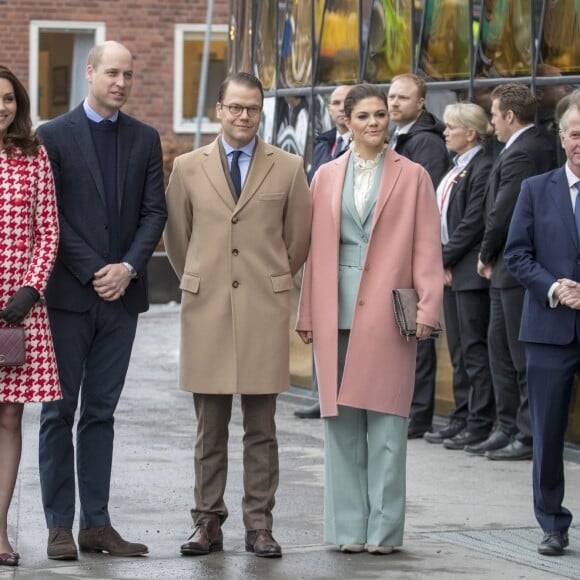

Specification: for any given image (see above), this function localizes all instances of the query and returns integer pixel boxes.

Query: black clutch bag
[0,326,26,366]
[392,289,442,341]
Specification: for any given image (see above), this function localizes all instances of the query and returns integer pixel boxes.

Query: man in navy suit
[37,41,167,560]
[505,93,580,556]
[475,83,556,459]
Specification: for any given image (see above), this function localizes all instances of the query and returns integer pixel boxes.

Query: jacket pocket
[259,192,285,201]
[270,272,293,293]
[180,273,201,294]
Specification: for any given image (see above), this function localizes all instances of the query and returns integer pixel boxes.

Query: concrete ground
[3,303,580,579]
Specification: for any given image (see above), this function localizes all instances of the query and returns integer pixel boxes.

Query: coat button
[232,249,239,256]
[358,299,365,306]
[232,281,239,288]
[364,265,370,271]
[232,217,239,224]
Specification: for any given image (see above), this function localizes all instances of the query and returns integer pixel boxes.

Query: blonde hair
[443,103,493,143]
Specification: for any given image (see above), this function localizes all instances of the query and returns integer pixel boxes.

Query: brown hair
[344,84,388,118]
[491,83,537,124]
[0,65,40,156]
[217,72,264,104]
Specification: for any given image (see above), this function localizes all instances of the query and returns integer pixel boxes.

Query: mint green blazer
[338,155,383,328]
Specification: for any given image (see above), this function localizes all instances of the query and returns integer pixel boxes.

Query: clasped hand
[93,264,131,301]
[555,278,580,310]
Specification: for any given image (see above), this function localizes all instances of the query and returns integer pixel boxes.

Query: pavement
[4,303,580,579]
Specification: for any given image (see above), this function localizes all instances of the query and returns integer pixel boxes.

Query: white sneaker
[340,543,365,553]
[367,545,394,554]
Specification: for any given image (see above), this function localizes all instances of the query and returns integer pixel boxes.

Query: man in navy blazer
[37,41,167,560]
[505,93,580,556]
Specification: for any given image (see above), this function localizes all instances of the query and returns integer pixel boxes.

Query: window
[29,20,106,125]
[174,24,228,134]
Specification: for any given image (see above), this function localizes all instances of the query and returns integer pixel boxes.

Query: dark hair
[344,84,388,118]
[0,65,40,156]
[217,72,264,104]
[491,83,537,124]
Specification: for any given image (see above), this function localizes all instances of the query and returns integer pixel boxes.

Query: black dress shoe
[443,430,488,450]
[537,530,568,556]
[408,422,431,439]
[485,440,533,461]
[294,402,320,419]
[424,420,466,444]
[464,430,510,455]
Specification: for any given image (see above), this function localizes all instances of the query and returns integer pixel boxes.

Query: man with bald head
[38,41,167,560]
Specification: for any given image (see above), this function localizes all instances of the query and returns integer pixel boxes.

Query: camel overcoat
[296,148,444,417]
[164,136,312,394]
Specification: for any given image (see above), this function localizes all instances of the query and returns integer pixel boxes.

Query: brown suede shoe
[47,527,78,560]
[180,519,223,555]
[78,525,148,556]
[245,529,282,558]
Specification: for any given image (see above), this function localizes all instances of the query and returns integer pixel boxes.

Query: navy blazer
[505,167,580,345]
[480,127,556,289]
[443,149,493,291]
[38,104,167,315]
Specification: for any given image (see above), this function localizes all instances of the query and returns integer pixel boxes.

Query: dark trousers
[192,393,279,531]
[526,341,579,533]
[444,287,495,434]
[39,300,138,529]
[488,287,532,442]
[409,339,437,428]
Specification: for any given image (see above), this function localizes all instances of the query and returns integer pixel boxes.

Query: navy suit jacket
[505,167,580,345]
[38,104,167,315]
[480,127,556,289]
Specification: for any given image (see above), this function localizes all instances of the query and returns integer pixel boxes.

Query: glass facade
[228,0,580,168]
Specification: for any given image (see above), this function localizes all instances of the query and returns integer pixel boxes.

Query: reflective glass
[228,0,252,73]
[540,0,580,74]
[255,0,277,89]
[363,0,412,82]
[418,0,471,80]
[279,0,313,87]
[475,0,532,77]
[317,0,360,85]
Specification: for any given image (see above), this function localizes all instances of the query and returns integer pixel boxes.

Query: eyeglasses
[220,103,262,118]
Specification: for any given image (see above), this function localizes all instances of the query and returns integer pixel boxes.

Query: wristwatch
[122,262,138,279]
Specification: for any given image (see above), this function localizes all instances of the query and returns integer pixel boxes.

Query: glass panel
[228,0,252,73]
[418,0,471,80]
[279,0,313,87]
[182,34,228,123]
[317,0,360,85]
[475,0,532,78]
[540,0,580,75]
[275,95,311,157]
[255,0,277,89]
[363,0,412,83]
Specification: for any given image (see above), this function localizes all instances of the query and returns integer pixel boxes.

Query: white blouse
[351,143,386,219]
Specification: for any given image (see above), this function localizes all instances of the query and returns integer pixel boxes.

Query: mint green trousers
[323,406,407,548]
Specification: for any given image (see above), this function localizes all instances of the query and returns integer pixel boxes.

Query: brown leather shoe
[78,525,148,556]
[47,527,78,560]
[180,519,223,555]
[245,529,282,558]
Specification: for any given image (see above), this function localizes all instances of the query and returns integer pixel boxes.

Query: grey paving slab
[3,304,580,579]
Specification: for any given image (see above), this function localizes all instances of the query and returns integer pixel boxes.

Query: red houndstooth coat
[0,146,61,403]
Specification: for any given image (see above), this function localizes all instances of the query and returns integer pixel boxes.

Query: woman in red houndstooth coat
[0,66,61,567]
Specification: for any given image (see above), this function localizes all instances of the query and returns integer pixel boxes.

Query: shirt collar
[395,120,416,136]
[221,136,256,158]
[454,145,483,169]
[503,124,533,150]
[83,99,119,123]
[565,163,580,189]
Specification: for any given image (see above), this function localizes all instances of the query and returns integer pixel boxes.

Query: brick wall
[0,0,230,165]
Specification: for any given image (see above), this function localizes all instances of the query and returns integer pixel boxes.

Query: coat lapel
[234,138,274,214]
[201,138,237,211]
[550,168,578,249]
[330,152,350,233]
[69,106,106,206]
[116,112,132,211]
[370,148,401,233]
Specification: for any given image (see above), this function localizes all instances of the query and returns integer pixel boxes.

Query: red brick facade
[0,0,230,173]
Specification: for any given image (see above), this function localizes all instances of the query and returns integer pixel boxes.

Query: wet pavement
[4,303,580,579]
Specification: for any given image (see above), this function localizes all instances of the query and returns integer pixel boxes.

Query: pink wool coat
[296,148,444,418]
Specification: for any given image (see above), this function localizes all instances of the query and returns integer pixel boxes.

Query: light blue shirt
[83,99,119,123]
[221,136,255,190]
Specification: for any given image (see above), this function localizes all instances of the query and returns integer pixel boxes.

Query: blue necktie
[230,150,243,198]
[575,183,580,243]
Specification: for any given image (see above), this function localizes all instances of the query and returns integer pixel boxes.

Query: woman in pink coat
[296,84,443,554]
[0,66,60,567]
